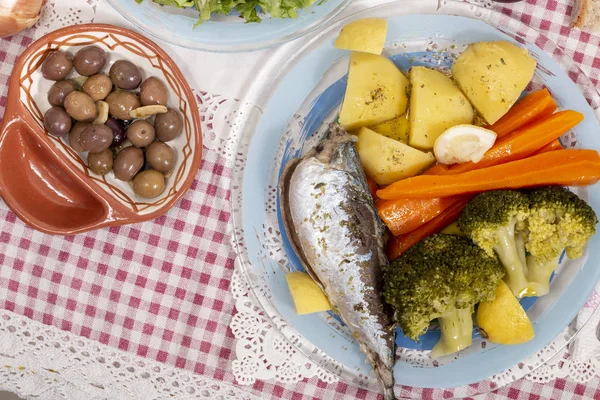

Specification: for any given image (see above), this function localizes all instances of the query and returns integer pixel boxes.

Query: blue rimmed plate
[231,0,600,394]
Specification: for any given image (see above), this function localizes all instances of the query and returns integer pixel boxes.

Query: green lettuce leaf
[139,0,325,24]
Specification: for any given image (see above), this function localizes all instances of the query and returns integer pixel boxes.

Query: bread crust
[572,0,588,28]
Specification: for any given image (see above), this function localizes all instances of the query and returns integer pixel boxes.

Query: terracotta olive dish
[0,24,202,235]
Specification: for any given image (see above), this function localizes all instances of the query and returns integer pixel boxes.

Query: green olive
[133,169,165,198]
[145,141,174,172]
[87,148,114,175]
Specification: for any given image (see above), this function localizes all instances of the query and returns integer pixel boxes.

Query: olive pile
[41,46,183,199]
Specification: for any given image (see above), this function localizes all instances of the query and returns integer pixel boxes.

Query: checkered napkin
[0,29,240,386]
[495,0,600,367]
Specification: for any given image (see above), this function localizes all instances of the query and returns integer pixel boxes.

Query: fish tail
[382,386,396,400]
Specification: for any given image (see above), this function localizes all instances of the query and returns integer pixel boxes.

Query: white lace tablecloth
[1,0,600,399]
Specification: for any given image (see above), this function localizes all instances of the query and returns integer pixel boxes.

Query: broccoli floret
[383,234,504,359]
[459,188,598,298]
[524,186,598,296]
[458,190,535,298]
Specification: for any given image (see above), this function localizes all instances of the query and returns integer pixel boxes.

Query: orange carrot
[377,196,461,236]
[385,139,564,259]
[422,163,450,176]
[376,113,576,235]
[377,149,600,200]
[366,175,378,200]
[489,89,558,137]
[534,139,563,155]
[448,110,583,174]
[387,197,473,261]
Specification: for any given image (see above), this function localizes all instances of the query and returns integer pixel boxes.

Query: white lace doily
[229,263,340,387]
[0,310,260,400]
[195,90,258,167]
[34,0,98,39]
[463,0,494,8]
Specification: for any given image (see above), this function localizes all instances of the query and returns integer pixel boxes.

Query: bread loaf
[572,0,600,31]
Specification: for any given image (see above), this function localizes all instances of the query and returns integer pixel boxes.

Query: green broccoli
[524,186,597,296]
[458,190,535,298]
[383,234,505,359]
[459,188,598,298]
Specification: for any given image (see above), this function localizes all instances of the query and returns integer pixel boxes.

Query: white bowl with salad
[106,0,351,52]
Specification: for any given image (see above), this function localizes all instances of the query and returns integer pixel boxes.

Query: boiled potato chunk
[409,66,474,150]
[356,127,435,185]
[335,18,388,55]
[286,272,331,315]
[339,52,409,131]
[368,114,409,143]
[452,41,537,125]
[476,280,534,345]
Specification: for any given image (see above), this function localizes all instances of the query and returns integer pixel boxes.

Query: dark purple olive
[109,60,142,90]
[154,108,182,142]
[140,77,167,106]
[73,46,107,76]
[105,117,126,147]
[68,122,90,152]
[48,80,76,107]
[43,107,72,137]
[81,125,113,153]
[41,51,73,81]
[114,147,144,181]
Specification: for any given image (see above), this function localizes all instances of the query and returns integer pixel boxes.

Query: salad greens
[137,0,323,24]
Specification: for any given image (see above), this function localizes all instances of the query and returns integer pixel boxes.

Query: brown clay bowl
[0,24,202,235]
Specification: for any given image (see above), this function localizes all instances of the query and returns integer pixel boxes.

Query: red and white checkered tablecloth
[1,1,600,399]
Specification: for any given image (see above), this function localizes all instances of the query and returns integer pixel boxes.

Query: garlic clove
[128,105,168,119]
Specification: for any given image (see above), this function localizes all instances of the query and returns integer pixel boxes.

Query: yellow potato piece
[452,41,537,125]
[286,271,331,315]
[355,127,435,186]
[440,221,464,236]
[476,280,534,345]
[368,114,409,143]
[408,66,474,150]
[339,52,409,131]
[334,18,388,55]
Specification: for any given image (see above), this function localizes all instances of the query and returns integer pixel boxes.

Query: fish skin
[280,124,395,399]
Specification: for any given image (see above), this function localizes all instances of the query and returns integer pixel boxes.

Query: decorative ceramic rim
[230,0,600,396]
[3,24,202,233]
[105,0,352,53]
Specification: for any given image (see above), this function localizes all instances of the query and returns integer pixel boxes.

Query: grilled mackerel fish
[280,123,395,399]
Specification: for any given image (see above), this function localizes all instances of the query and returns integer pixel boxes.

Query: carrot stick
[377,114,574,235]
[489,89,558,137]
[422,164,450,176]
[377,196,461,236]
[366,175,378,200]
[448,110,583,174]
[386,140,565,258]
[387,197,473,261]
[377,149,600,199]
[534,139,563,155]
